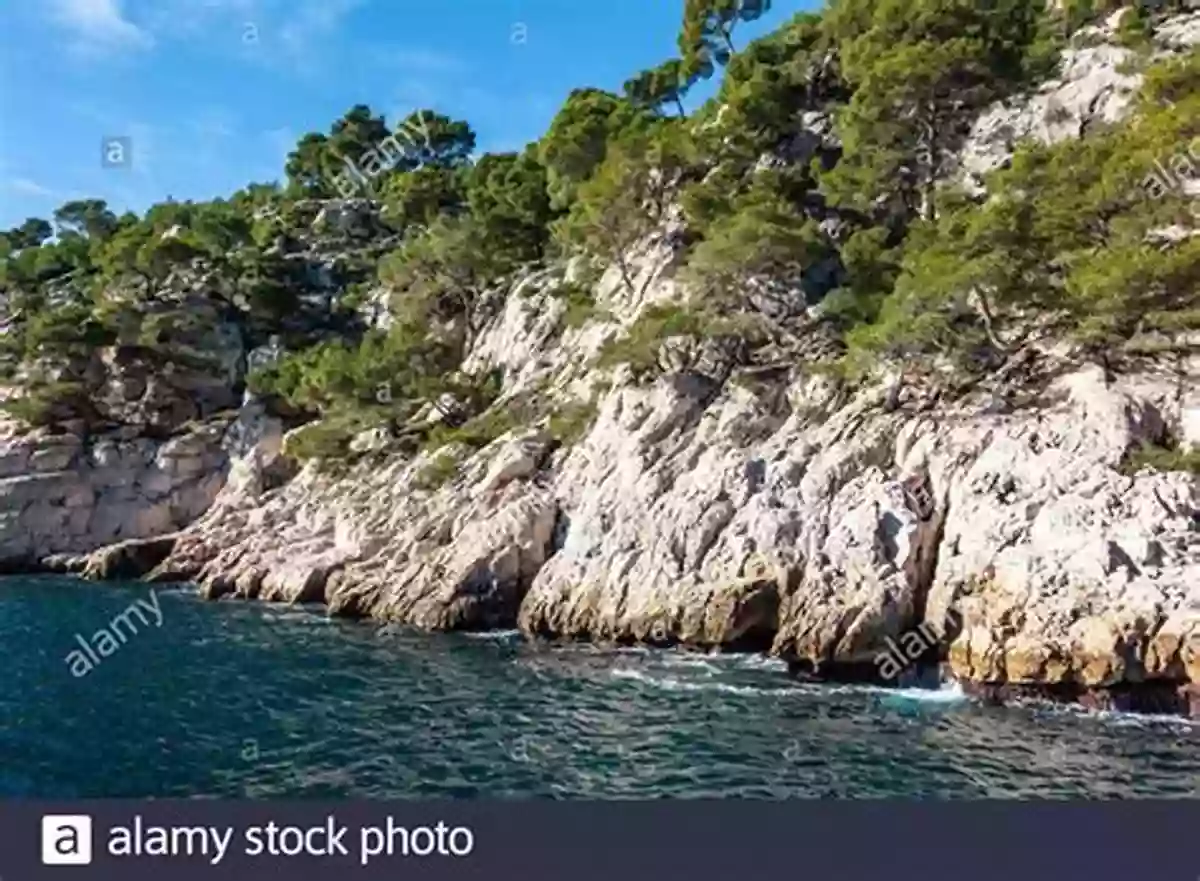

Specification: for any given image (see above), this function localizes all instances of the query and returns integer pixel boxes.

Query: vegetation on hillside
[1,0,1195,471]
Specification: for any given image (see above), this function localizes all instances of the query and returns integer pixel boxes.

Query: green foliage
[704,11,831,152]
[624,59,697,117]
[414,451,462,490]
[53,199,119,242]
[818,226,901,328]
[464,150,555,266]
[1140,42,1200,106]
[392,110,476,171]
[684,176,829,306]
[329,104,392,169]
[285,106,475,197]
[598,303,763,380]
[380,217,502,356]
[554,119,699,294]
[0,381,91,427]
[285,105,389,196]
[849,47,1200,365]
[547,398,599,447]
[231,249,301,330]
[1114,4,1158,49]
[281,409,375,468]
[822,0,1045,225]
[134,231,208,281]
[249,320,458,414]
[381,164,467,231]
[679,0,774,70]
[6,217,53,250]
[24,300,115,356]
[537,89,651,210]
[1121,440,1200,476]
[285,132,337,196]
[550,280,604,329]
[421,403,521,454]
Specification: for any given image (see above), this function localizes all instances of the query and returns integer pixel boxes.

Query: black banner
[5,800,1197,880]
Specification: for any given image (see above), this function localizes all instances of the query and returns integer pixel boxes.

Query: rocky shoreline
[1,9,1197,720]
[8,336,1196,719]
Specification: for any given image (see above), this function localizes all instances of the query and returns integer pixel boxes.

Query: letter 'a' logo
[41,815,93,865]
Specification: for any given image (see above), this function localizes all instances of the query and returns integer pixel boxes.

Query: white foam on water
[1024,699,1199,732]
[725,654,790,673]
[878,681,969,705]
[610,666,973,704]
[667,651,790,673]
[461,629,523,641]
[609,668,798,696]
[655,654,723,675]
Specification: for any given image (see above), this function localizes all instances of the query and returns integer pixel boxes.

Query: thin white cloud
[7,177,59,198]
[50,0,153,53]
[279,0,363,59]
[188,108,237,140]
[139,0,261,41]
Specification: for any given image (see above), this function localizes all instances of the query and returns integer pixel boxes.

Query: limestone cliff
[2,9,1197,719]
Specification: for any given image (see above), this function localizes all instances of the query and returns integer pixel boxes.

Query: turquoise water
[1,575,1196,798]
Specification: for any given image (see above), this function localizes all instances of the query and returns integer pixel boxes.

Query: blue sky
[0,0,812,230]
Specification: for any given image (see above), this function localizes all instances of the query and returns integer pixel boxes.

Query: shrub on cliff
[380,217,503,358]
[683,177,830,307]
[248,320,458,416]
[537,89,652,210]
[598,303,766,381]
[553,119,700,296]
[848,47,1200,368]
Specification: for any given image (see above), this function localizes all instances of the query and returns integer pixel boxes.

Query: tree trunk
[615,252,637,297]
[974,288,1006,352]
[920,105,940,223]
[674,95,687,118]
[720,26,736,53]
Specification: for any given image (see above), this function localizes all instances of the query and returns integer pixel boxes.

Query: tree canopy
[2,0,1196,461]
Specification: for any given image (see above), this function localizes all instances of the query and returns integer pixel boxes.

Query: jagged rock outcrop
[151,428,557,630]
[79,534,179,581]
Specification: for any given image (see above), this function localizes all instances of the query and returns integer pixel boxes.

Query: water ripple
[1,576,1196,798]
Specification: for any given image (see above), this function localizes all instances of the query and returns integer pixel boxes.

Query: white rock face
[144,261,1198,705]
[959,12,1200,192]
[0,401,282,567]
[157,430,558,630]
[0,421,223,564]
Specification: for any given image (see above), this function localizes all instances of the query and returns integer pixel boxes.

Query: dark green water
[1,575,1196,798]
